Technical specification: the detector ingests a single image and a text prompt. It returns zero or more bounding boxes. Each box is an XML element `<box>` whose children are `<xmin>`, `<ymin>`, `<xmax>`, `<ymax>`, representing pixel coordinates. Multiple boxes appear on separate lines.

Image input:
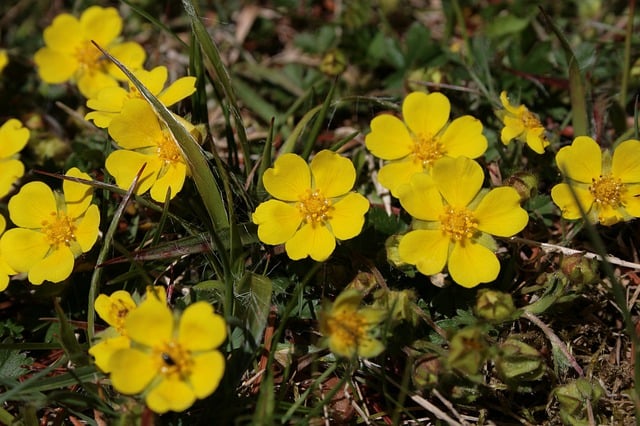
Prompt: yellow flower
<box><xmin>551</xmin><ymin>136</ymin><xmax>640</xmax><ymax>225</ymax></box>
<box><xmin>365</xmin><ymin>91</ymin><xmax>487</xmax><ymax>196</ymax></box>
<box><xmin>499</xmin><ymin>91</ymin><xmax>549</xmax><ymax>154</ymax></box>
<box><xmin>33</xmin><ymin>6</ymin><xmax>146</xmax><ymax>98</ymax></box>
<box><xmin>89</xmin><ymin>287</ymin><xmax>165</xmax><ymax>373</ymax></box>
<box><xmin>397</xmin><ymin>156</ymin><xmax>528</xmax><ymax>288</ymax></box>
<box><xmin>0</xmin><ymin>168</ymin><xmax>100</xmax><ymax>284</ymax></box>
<box><xmin>108</xmin><ymin>296</ymin><xmax>226</xmax><ymax>414</ymax></box>
<box><xmin>0</xmin><ymin>119</ymin><xmax>29</xmax><ymax>198</ymax></box>
<box><xmin>106</xmin><ymin>99</ymin><xmax>195</xmax><ymax>202</ymax></box>
<box><xmin>86</xmin><ymin>66</ymin><xmax>197</xmax><ymax>128</ymax></box>
<box><xmin>0</xmin><ymin>49</ymin><xmax>8</xmax><ymax>73</ymax></box>
<box><xmin>252</xmin><ymin>150</ymin><xmax>370</xmax><ymax>261</ymax></box>
<box><xmin>0</xmin><ymin>215</ymin><xmax>17</xmax><ymax>291</ymax></box>
<box><xmin>318</xmin><ymin>289</ymin><xmax>386</xmax><ymax>358</ymax></box>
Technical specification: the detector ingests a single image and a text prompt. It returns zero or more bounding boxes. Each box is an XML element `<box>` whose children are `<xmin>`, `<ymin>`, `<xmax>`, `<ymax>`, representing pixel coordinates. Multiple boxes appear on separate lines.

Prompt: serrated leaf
<box><xmin>0</xmin><ymin>350</ymin><xmax>33</xmax><ymax>380</ymax></box>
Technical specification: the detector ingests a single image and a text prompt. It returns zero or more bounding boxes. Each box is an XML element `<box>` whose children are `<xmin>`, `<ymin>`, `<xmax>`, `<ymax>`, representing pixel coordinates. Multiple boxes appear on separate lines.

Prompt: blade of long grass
<box><xmin>121</xmin><ymin>0</ymin><xmax>188</xmax><ymax>49</ymax></box>
<box><xmin>620</xmin><ymin>0</ymin><xmax>636</xmax><ymax>108</ymax></box>
<box><xmin>256</xmin><ymin>117</ymin><xmax>275</xmax><ymax>196</ymax></box>
<box><xmin>301</xmin><ymin>78</ymin><xmax>337</xmax><ymax>160</ymax></box>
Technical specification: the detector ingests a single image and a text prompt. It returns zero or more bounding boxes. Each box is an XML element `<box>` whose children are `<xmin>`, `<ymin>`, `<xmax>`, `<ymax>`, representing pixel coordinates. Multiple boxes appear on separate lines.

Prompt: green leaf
<box><xmin>486</xmin><ymin>14</ymin><xmax>531</xmax><ymax>38</ymax></box>
<box><xmin>54</xmin><ymin>299</ymin><xmax>90</xmax><ymax>367</ymax></box>
<box><xmin>0</xmin><ymin>350</ymin><xmax>32</xmax><ymax>380</ymax></box>
<box><xmin>234</xmin><ymin>272</ymin><xmax>273</xmax><ymax>347</ymax></box>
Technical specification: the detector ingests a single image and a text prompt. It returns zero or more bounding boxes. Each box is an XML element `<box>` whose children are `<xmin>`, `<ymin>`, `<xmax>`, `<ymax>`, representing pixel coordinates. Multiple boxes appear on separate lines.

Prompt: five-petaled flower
<box><xmin>365</xmin><ymin>91</ymin><xmax>487</xmax><ymax>196</ymax></box>
<box><xmin>106</xmin><ymin>98</ymin><xmax>195</xmax><ymax>202</ymax></box>
<box><xmin>34</xmin><ymin>6</ymin><xmax>146</xmax><ymax>98</ymax></box>
<box><xmin>551</xmin><ymin>136</ymin><xmax>640</xmax><ymax>225</ymax></box>
<box><xmin>318</xmin><ymin>289</ymin><xmax>386</xmax><ymax>358</ymax></box>
<box><xmin>252</xmin><ymin>150</ymin><xmax>370</xmax><ymax>261</ymax></box>
<box><xmin>0</xmin><ymin>118</ymin><xmax>29</xmax><ymax>198</ymax></box>
<box><xmin>397</xmin><ymin>156</ymin><xmax>528</xmax><ymax>288</ymax></box>
<box><xmin>86</xmin><ymin>66</ymin><xmax>196</xmax><ymax>128</ymax></box>
<box><xmin>108</xmin><ymin>293</ymin><xmax>226</xmax><ymax>414</ymax></box>
<box><xmin>499</xmin><ymin>91</ymin><xmax>549</xmax><ymax>154</ymax></box>
<box><xmin>0</xmin><ymin>168</ymin><xmax>100</xmax><ymax>284</ymax></box>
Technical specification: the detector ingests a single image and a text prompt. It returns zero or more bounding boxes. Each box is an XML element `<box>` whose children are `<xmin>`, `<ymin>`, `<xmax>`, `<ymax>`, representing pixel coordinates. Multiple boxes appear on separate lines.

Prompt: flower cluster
<box><xmin>90</xmin><ymin>287</ymin><xmax>227</xmax><ymax>414</ymax></box>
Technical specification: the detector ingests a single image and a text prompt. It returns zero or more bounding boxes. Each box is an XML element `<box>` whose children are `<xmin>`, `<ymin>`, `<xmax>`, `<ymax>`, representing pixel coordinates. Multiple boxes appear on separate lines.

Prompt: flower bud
<box><xmin>412</xmin><ymin>354</ymin><xmax>441</xmax><ymax>388</ymax></box>
<box><xmin>320</xmin><ymin>49</ymin><xmax>347</xmax><ymax>76</ymax></box>
<box><xmin>447</xmin><ymin>326</ymin><xmax>487</xmax><ymax>376</ymax></box>
<box><xmin>560</xmin><ymin>254</ymin><xmax>599</xmax><ymax>286</ymax></box>
<box><xmin>495</xmin><ymin>337</ymin><xmax>545</xmax><ymax>384</ymax></box>
<box><xmin>554</xmin><ymin>378</ymin><xmax>604</xmax><ymax>424</ymax></box>
<box><xmin>475</xmin><ymin>289</ymin><xmax>517</xmax><ymax>323</ymax></box>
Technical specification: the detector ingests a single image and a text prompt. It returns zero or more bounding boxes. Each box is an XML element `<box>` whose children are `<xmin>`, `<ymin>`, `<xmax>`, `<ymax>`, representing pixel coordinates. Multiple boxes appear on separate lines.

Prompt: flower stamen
<box><xmin>298</xmin><ymin>189</ymin><xmax>333</xmax><ymax>227</ymax></box>
<box><xmin>156</xmin><ymin>341</ymin><xmax>193</xmax><ymax>379</ymax></box>
<box><xmin>412</xmin><ymin>132</ymin><xmax>446</xmax><ymax>166</ymax></box>
<box><xmin>41</xmin><ymin>212</ymin><xmax>77</xmax><ymax>248</ymax></box>
<box><xmin>589</xmin><ymin>175</ymin><xmax>624</xmax><ymax>208</ymax></box>
<box><xmin>156</xmin><ymin>133</ymin><xmax>183</xmax><ymax>164</ymax></box>
<box><xmin>440</xmin><ymin>206</ymin><xmax>478</xmax><ymax>242</ymax></box>
<box><xmin>326</xmin><ymin>310</ymin><xmax>367</xmax><ymax>349</ymax></box>
<box><xmin>74</xmin><ymin>41</ymin><xmax>104</xmax><ymax>74</ymax></box>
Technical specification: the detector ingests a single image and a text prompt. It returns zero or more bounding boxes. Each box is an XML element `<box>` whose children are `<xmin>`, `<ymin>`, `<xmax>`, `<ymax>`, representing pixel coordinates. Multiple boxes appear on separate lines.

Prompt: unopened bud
<box><xmin>447</xmin><ymin>326</ymin><xmax>487</xmax><ymax>376</ymax></box>
<box><xmin>475</xmin><ymin>289</ymin><xmax>517</xmax><ymax>323</ymax></box>
<box><xmin>560</xmin><ymin>254</ymin><xmax>599</xmax><ymax>285</ymax></box>
<box><xmin>495</xmin><ymin>337</ymin><xmax>545</xmax><ymax>384</ymax></box>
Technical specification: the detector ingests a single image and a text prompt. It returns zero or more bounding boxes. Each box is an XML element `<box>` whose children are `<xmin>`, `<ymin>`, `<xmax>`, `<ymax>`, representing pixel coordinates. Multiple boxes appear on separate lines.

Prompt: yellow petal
<box><xmin>86</xmin><ymin>86</ymin><xmax>129</xmax><ymax>114</ymax></box>
<box><xmin>0</xmin><ymin>119</ymin><xmax>29</xmax><ymax>158</ymax></box>
<box><xmin>125</xmin><ymin>296</ymin><xmax>173</xmax><ymax>348</ymax></box>
<box><xmin>253</xmin><ymin>200</ymin><xmax>302</xmax><ymax>245</ymax></box>
<box><xmin>89</xmin><ymin>335</ymin><xmax>130</xmax><ymax>373</ymax></box>
<box><xmin>622</xmin><ymin>186</ymin><xmax>640</xmax><ymax>217</ymax></box>
<box><xmin>28</xmin><ymin>246</ymin><xmax>75</xmax><ymax>285</ymax></box>
<box><xmin>109</xmin><ymin>348</ymin><xmax>157</xmax><ymax>394</ymax></box>
<box><xmin>440</xmin><ymin>115</ymin><xmax>487</xmax><ymax>159</ymax></box>
<box><xmin>263</xmin><ymin>153</ymin><xmax>310</xmax><ymax>201</ymax></box>
<box><xmin>396</xmin><ymin>172</ymin><xmax>442</xmax><ymax>221</ymax></box>
<box><xmin>500</xmin><ymin>123</ymin><xmax>523</xmax><ymax>145</ymax></box>
<box><xmin>398</xmin><ymin>230</ymin><xmax>449</xmax><ymax>276</ymax></box>
<box><xmin>376</xmin><ymin>158</ymin><xmax>424</xmax><ymax>196</ymax></box>
<box><xmin>137</xmin><ymin>66</ymin><xmax>168</xmax><ymax>95</ymax></box>
<box><xmin>285</xmin><ymin>223</ymin><xmax>335</xmax><ymax>261</ymax></box>
<box><xmin>43</xmin><ymin>14</ymin><xmax>83</xmax><ymax>53</ymax></box>
<box><xmin>550</xmin><ymin>183</ymin><xmax>594</xmax><ymax>220</ymax></box>
<box><xmin>105</xmin><ymin>150</ymin><xmax>160</xmax><ymax>195</ymax></box>
<box><xmin>158</xmin><ymin>76</ymin><xmax>197</xmax><ymax>107</ymax></box>
<box><xmin>178</xmin><ymin>302</ymin><xmax>227</xmax><ymax>351</ymax></box>
<box><xmin>328</xmin><ymin>193</ymin><xmax>369</xmax><ymax>240</ymax></box>
<box><xmin>75</xmin><ymin>204</ymin><xmax>100</xmax><ymax>252</ymax></box>
<box><xmin>499</xmin><ymin>91</ymin><xmax>520</xmax><ymax>115</ymax></box>
<box><xmin>77</xmin><ymin>70</ymin><xmax>119</xmax><ymax>99</ymax></box>
<box><xmin>474</xmin><ymin>187</ymin><xmax>528</xmax><ymax>236</ymax></box>
<box><xmin>433</xmin><ymin>157</ymin><xmax>483</xmax><ymax>207</ymax></box>
<box><xmin>8</xmin><ymin>181</ymin><xmax>56</xmax><ymax>228</ymax></box>
<box><xmin>357</xmin><ymin>336</ymin><xmax>385</xmax><ymax>358</ymax></box>
<box><xmin>189</xmin><ymin>350</ymin><xmax>225</xmax><ymax>398</ymax></box>
<box><xmin>150</xmin><ymin>162</ymin><xmax>187</xmax><ymax>202</ymax></box>
<box><xmin>33</xmin><ymin>48</ymin><xmax>78</xmax><ymax>84</ymax></box>
<box><xmin>310</xmin><ymin>150</ymin><xmax>355</xmax><ymax>198</ymax></box>
<box><xmin>109</xmin><ymin>99</ymin><xmax>163</xmax><ymax>149</ymax></box>
<box><xmin>525</xmin><ymin>127</ymin><xmax>549</xmax><ymax>154</ymax></box>
<box><xmin>555</xmin><ymin>136</ymin><xmax>601</xmax><ymax>183</ymax></box>
<box><xmin>63</xmin><ymin>168</ymin><xmax>93</xmax><ymax>219</ymax></box>
<box><xmin>365</xmin><ymin>114</ymin><xmax>413</xmax><ymax>160</ymax></box>
<box><xmin>448</xmin><ymin>242</ymin><xmax>500</xmax><ymax>288</ymax></box>
<box><xmin>0</xmin><ymin>274</ymin><xmax>9</xmax><ymax>292</ymax></box>
<box><xmin>0</xmin><ymin>228</ymin><xmax>49</xmax><ymax>273</ymax></box>
<box><xmin>84</xmin><ymin>111</ymin><xmax>117</xmax><ymax>129</ymax></box>
<box><xmin>0</xmin><ymin>159</ymin><xmax>24</xmax><ymax>198</ymax></box>
<box><xmin>105</xmin><ymin>42</ymin><xmax>147</xmax><ymax>81</ymax></box>
<box><xmin>79</xmin><ymin>6</ymin><xmax>122</xmax><ymax>46</ymax></box>
<box><xmin>402</xmin><ymin>92</ymin><xmax>450</xmax><ymax>137</ymax></box>
<box><xmin>612</xmin><ymin>139</ymin><xmax>640</xmax><ymax>183</ymax></box>
<box><xmin>146</xmin><ymin>377</ymin><xmax>195</xmax><ymax>414</ymax></box>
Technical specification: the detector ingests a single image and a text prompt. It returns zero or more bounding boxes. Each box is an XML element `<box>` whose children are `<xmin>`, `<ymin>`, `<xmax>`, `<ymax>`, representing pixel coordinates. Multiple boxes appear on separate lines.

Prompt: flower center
<box><xmin>327</xmin><ymin>309</ymin><xmax>367</xmax><ymax>350</ymax></box>
<box><xmin>156</xmin><ymin>132</ymin><xmax>184</xmax><ymax>164</ymax></box>
<box><xmin>110</xmin><ymin>301</ymin><xmax>133</xmax><ymax>333</ymax></box>
<box><xmin>74</xmin><ymin>41</ymin><xmax>105</xmax><ymax>75</ymax></box>
<box><xmin>521</xmin><ymin>110</ymin><xmax>543</xmax><ymax>130</ymax></box>
<box><xmin>41</xmin><ymin>212</ymin><xmax>77</xmax><ymax>249</ymax></box>
<box><xmin>298</xmin><ymin>189</ymin><xmax>333</xmax><ymax>227</ymax></box>
<box><xmin>589</xmin><ymin>175</ymin><xmax>624</xmax><ymax>208</ymax></box>
<box><xmin>412</xmin><ymin>132</ymin><xmax>446</xmax><ymax>167</ymax></box>
<box><xmin>439</xmin><ymin>206</ymin><xmax>478</xmax><ymax>242</ymax></box>
<box><xmin>156</xmin><ymin>341</ymin><xmax>193</xmax><ymax>379</ymax></box>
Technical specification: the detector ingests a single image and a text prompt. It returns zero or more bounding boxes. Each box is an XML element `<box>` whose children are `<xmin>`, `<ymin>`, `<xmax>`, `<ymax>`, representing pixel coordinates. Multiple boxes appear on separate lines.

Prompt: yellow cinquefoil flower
<box><xmin>0</xmin><ymin>119</ymin><xmax>29</xmax><ymax>198</ymax></box>
<box><xmin>397</xmin><ymin>156</ymin><xmax>528</xmax><ymax>288</ymax></box>
<box><xmin>499</xmin><ymin>91</ymin><xmax>549</xmax><ymax>154</ymax></box>
<box><xmin>86</xmin><ymin>66</ymin><xmax>197</xmax><ymax>128</ymax></box>
<box><xmin>108</xmin><ymin>296</ymin><xmax>226</xmax><ymax>414</ymax></box>
<box><xmin>365</xmin><ymin>91</ymin><xmax>487</xmax><ymax>196</ymax></box>
<box><xmin>551</xmin><ymin>136</ymin><xmax>640</xmax><ymax>225</ymax></box>
<box><xmin>107</xmin><ymin>99</ymin><xmax>195</xmax><ymax>202</ymax></box>
<box><xmin>0</xmin><ymin>168</ymin><xmax>100</xmax><ymax>284</ymax></box>
<box><xmin>0</xmin><ymin>49</ymin><xmax>8</xmax><ymax>73</ymax></box>
<box><xmin>0</xmin><ymin>215</ymin><xmax>17</xmax><ymax>291</ymax></box>
<box><xmin>33</xmin><ymin>6</ymin><xmax>146</xmax><ymax>98</ymax></box>
<box><xmin>319</xmin><ymin>289</ymin><xmax>386</xmax><ymax>358</ymax></box>
<box><xmin>252</xmin><ymin>150</ymin><xmax>370</xmax><ymax>261</ymax></box>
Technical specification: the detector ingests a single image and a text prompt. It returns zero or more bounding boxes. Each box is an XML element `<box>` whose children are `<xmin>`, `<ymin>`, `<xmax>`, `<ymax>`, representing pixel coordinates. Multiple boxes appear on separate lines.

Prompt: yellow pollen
<box><xmin>156</xmin><ymin>133</ymin><xmax>183</xmax><ymax>164</ymax></box>
<box><xmin>298</xmin><ymin>189</ymin><xmax>333</xmax><ymax>227</ymax></box>
<box><xmin>156</xmin><ymin>341</ymin><xmax>193</xmax><ymax>379</ymax></box>
<box><xmin>440</xmin><ymin>206</ymin><xmax>478</xmax><ymax>242</ymax></box>
<box><xmin>521</xmin><ymin>110</ymin><xmax>543</xmax><ymax>130</ymax></box>
<box><xmin>41</xmin><ymin>212</ymin><xmax>77</xmax><ymax>249</ymax></box>
<box><xmin>589</xmin><ymin>175</ymin><xmax>624</xmax><ymax>208</ymax></box>
<box><xmin>412</xmin><ymin>132</ymin><xmax>446</xmax><ymax>166</ymax></box>
<box><xmin>327</xmin><ymin>309</ymin><xmax>367</xmax><ymax>349</ymax></box>
<box><xmin>74</xmin><ymin>41</ymin><xmax>104</xmax><ymax>74</ymax></box>
<box><xmin>110</xmin><ymin>301</ymin><xmax>132</xmax><ymax>332</ymax></box>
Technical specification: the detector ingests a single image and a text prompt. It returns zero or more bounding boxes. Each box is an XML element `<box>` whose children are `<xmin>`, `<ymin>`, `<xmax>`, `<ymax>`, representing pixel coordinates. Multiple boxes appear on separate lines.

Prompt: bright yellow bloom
<box><xmin>397</xmin><ymin>156</ymin><xmax>528</xmax><ymax>288</ymax></box>
<box><xmin>106</xmin><ymin>99</ymin><xmax>195</xmax><ymax>202</ymax></box>
<box><xmin>318</xmin><ymin>289</ymin><xmax>386</xmax><ymax>358</ymax></box>
<box><xmin>0</xmin><ymin>49</ymin><xmax>8</xmax><ymax>73</ymax></box>
<box><xmin>86</xmin><ymin>66</ymin><xmax>197</xmax><ymax>128</ymax></box>
<box><xmin>499</xmin><ymin>91</ymin><xmax>549</xmax><ymax>154</ymax></box>
<box><xmin>252</xmin><ymin>150</ymin><xmax>370</xmax><ymax>261</ymax></box>
<box><xmin>0</xmin><ymin>119</ymin><xmax>29</xmax><ymax>198</ymax></box>
<box><xmin>33</xmin><ymin>6</ymin><xmax>146</xmax><ymax>98</ymax></box>
<box><xmin>551</xmin><ymin>136</ymin><xmax>640</xmax><ymax>225</ymax></box>
<box><xmin>0</xmin><ymin>215</ymin><xmax>17</xmax><ymax>291</ymax></box>
<box><xmin>0</xmin><ymin>168</ymin><xmax>100</xmax><ymax>284</ymax></box>
<box><xmin>365</xmin><ymin>91</ymin><xmax>487</xmax><ymax>196</ymax></box>
<box><xmin>108</xmin><ymin>296</ymin><xmax>226</xmax><ymax>414</ymax></box>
